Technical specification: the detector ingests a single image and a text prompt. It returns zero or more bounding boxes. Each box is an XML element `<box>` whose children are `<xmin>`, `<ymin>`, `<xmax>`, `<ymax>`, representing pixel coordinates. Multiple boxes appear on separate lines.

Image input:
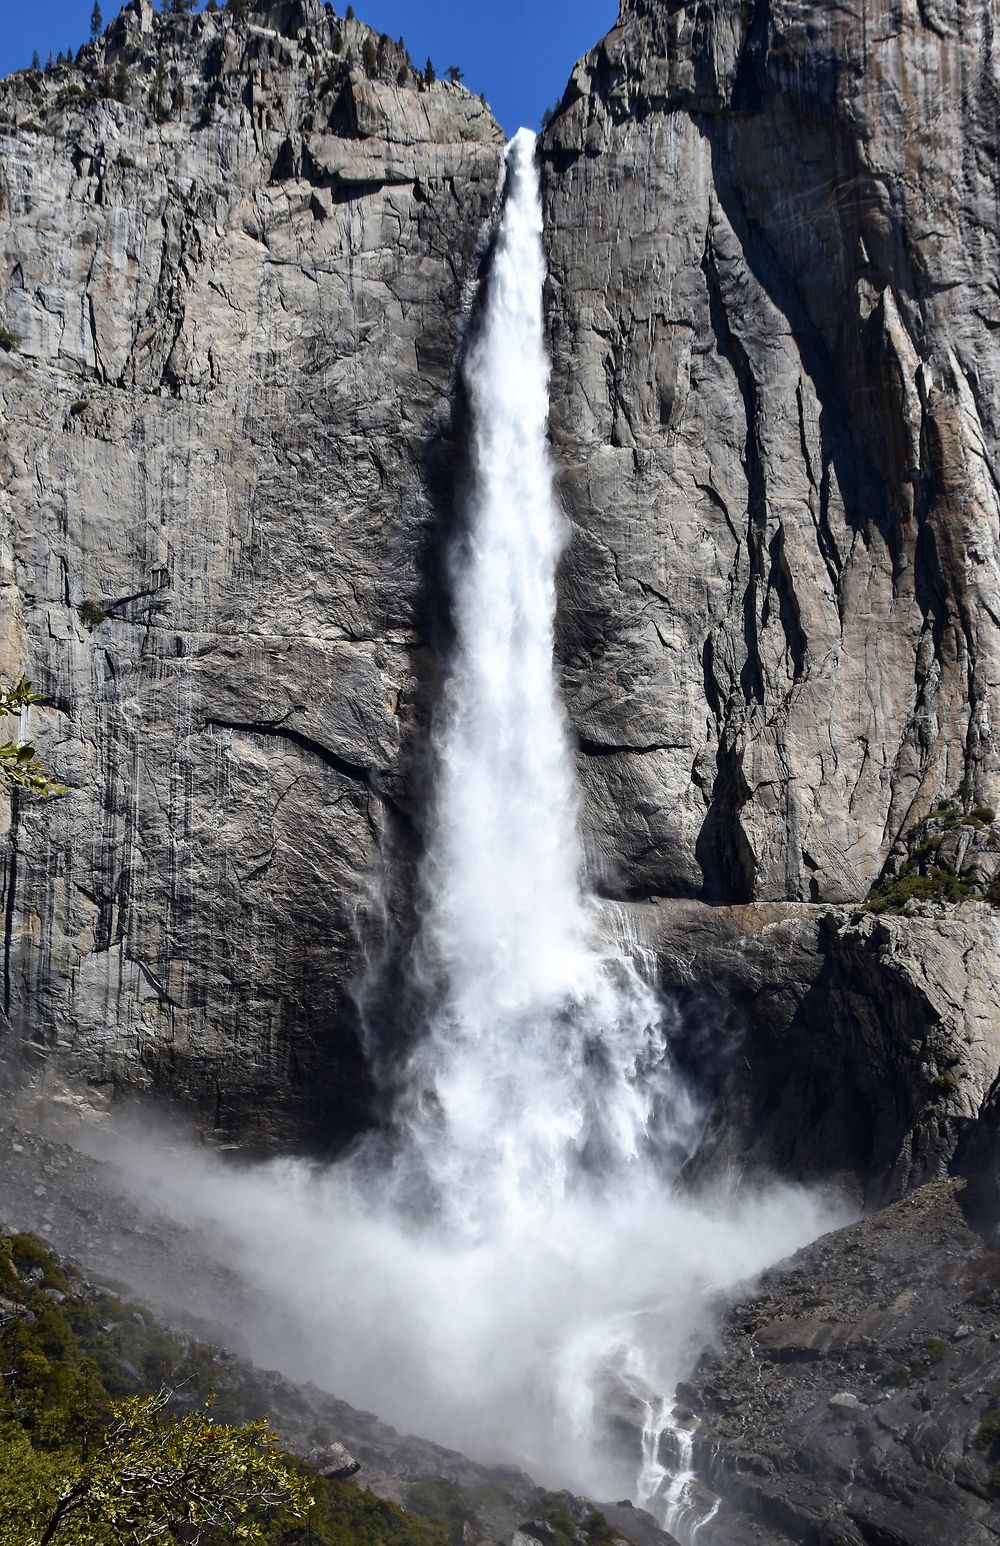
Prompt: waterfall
<box><xmin>397</xmin><ymin>127</ymin><xmax>695</xmax><ymax>1237</ymax></box>
<box><xmin>92</xmin><ymin>129</ymin><xmax>840</xmax><ymax>1530</ymax></box>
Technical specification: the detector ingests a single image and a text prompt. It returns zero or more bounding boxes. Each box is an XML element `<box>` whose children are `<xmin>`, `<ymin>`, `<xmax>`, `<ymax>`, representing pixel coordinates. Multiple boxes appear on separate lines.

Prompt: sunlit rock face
<box><xmin>0</xmin><ymin>0</ymin><xmax>503</xmax><ymax>1142</ymax></box>
<box><xmin>541</xmin><ymin>0</ymin><xmax>1000</xmax><ymax>908</ymax></box>
<box><xmin>1</xmin><ymin>0</ymin><xmax>1000</xmax><ymax>1186</ymax></box>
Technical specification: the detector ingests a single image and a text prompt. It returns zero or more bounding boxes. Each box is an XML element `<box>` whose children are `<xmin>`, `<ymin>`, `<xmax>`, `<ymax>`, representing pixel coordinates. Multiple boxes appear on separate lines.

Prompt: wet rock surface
<box><xmin>609</xmin><ymin>898</ymin><xmax>1000</xmax><ymax>1206</ymax></box>
<box><xmin>679</xmin><ymin>1180</ymin><xmax>1000</xmax><ymax>1544</ymax></box>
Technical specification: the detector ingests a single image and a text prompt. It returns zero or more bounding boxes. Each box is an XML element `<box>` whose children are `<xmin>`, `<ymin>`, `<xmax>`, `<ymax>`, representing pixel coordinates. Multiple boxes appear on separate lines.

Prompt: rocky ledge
<box><xmin>675</xmin><ymin>1179</ymin><xmax>1000</xmax><ymax>1545</ymax></box>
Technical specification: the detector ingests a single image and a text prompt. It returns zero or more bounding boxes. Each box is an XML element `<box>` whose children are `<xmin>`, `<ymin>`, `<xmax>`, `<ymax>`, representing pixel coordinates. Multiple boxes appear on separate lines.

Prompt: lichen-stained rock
<box><xmin>541</xmin><ymin>0</ymin><xmax>1000</xmax><ymax>907</ymax></box>
<box><xmin>0</xmin><ymin>0</ymin><xmax>503</xmax><ymax>1142</ymax></box>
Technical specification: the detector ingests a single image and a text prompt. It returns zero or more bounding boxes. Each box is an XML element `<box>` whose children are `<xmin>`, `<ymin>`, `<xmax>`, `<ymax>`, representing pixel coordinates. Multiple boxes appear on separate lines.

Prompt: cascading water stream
<box><xmin>88</xmin><ymin>128</ymin><xmax>840</xmax><ymax>1536</ymax></box>
<box><xmin>388</xmin><ymin>126</ymin><xmax>715</xmax><ymax>1533</ymax></box>
<box><xmin>398</xmin><ymin>128</ymin><xmax>695</xmax><ymax>1236</ymax></box>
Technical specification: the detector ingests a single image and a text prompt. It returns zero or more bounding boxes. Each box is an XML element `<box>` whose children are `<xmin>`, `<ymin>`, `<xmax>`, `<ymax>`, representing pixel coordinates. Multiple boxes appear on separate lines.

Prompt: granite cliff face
<box><xmin>0</xmin><ymin>0</ymin><xmax>998</xmax><ymax>1187</ymax></box>
<box><xmin>542</xmin><ymin>0</ymin><xmax>1000</xmax><ymax>908</ymax></box>
<box><xmin>0</xmin><ymin>0</ymin><xmax>502</xmax><ymax>1142</ymax></box>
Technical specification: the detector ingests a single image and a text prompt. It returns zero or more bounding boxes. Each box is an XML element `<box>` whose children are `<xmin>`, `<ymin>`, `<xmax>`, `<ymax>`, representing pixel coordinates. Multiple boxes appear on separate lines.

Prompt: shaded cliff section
<box><xmin>608</xmin><ymin>894</ymin><xmax>1000</xmax><ymax>1207</ymax></box>
<box><xmin>0</xmin><ymin>0</ymin><xmax>504</xmax><ymax>1145</ymax></box>
<box><xmin>541</xmin><ymin>0</ymin><xmax>1000</xmax><ymax>910</ymax></box>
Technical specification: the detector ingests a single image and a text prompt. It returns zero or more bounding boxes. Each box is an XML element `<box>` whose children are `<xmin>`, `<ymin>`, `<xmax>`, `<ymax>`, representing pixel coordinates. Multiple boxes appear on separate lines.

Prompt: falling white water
<box><xmin>639</xmin><ymin>1401</ymin><xmax>721</xmax><ymax>1542</ymax></box>
<box><xmin>398</xmin><ymin>126</ymin><xmax>696</xmax><ymax>1236</ymax></box>
<box><xmin>74</xmin><ymin>129</ymin><xmax>844</xmax><ymax>1525</ymax></box>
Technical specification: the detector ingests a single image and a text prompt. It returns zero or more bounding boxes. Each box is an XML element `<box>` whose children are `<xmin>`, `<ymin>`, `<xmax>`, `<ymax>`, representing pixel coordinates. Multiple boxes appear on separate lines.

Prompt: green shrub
<box><xmin>78</xmin><ymin>599</ymin><xmax>109</xmax><ymax>628</ymax></box>
<box><xmin>974</xmin><ymin>1394</ymin><xmax>1000</xmax><ymax>1493</ymax></box>
<box><xmin>271</xmin><ymin>1480</ymin><xmax>448</xmax><ymax>1546</ymax></box>
<box><xmin>403</xmin><ymin>1479</ymin><xmax>467</xmax><ymax>1544</ymax></box>
<box><xmin>867</xmin><ymin>866</ymin><xmax>971</xmax><ymax>913</ymax></box>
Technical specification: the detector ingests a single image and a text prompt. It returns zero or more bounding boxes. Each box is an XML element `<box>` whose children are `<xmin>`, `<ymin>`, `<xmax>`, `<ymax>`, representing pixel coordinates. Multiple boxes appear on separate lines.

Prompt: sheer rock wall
<box><xmin>542</xmin><ymin>0</ymin><xmax>1000</xmax><ymax>906</ymax></box>
<box><xmin>0</xmin><ymin>0</ymin><xmax>503</xmax><ymax>1142</ymax></box>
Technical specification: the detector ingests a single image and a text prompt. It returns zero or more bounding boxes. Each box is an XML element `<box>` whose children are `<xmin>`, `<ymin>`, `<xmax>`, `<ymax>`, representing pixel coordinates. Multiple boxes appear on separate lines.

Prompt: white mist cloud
<box><xmin>81</xmin><ymin>1120</ymin><xmax>842</xmax><ymax>1505</ymax></box>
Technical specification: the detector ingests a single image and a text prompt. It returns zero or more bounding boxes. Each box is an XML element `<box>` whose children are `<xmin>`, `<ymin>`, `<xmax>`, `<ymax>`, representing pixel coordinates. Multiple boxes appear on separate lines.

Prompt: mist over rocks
<box><xmin>678</xmin><ymin>1180</ymin><xmax>1000</xmax><ymax>1544</ymax></box>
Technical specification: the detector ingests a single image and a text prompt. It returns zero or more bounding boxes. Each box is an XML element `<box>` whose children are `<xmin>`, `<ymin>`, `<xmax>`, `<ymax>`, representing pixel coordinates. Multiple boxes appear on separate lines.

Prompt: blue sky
<box><xmin>0</xmin><ymin>0</ymin><xmax>618</xmax><ymax>132</ymax></box>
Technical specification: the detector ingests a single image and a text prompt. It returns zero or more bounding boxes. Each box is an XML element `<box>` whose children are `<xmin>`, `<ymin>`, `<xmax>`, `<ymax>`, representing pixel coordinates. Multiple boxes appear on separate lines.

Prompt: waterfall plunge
<box><xmin>88</xmin><ymin>132</ymin><xmax>841</xmax><ymax>1535</ymax></box>
<box><xmin>400</xmin><ymin>127</ymin><xmax>695</xmax><ymax>1239</ymax></box>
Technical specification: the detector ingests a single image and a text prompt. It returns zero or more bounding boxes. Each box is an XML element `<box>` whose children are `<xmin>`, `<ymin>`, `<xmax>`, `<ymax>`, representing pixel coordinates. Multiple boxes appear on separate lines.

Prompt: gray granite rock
<box><xmin>541</xmin><ymin>0</ymin><xmax>1000</xmax><ymax>908</ymax></box>
<box><xmin>676</xmin><ymin>1180</ymin><xmax>1000</xmax><ymax>1545</ymax></box>
<box><xmin>0</xmin><ymin>0</ymin><xmax>503</xmax><ymax>1142</ymax></box>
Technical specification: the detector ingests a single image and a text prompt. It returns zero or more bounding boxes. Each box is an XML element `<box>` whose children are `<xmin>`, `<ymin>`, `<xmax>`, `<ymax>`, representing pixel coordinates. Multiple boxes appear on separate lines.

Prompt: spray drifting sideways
<box><xmin>93</xmin><ymin>130</ymin><xmax>840</xmax><ymax>1533</ymax></box>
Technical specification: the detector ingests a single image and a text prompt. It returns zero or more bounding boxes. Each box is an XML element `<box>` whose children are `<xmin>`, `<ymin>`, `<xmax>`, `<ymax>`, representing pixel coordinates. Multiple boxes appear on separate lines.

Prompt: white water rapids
<box><xmin>83</xmin><ymin>130</ymin><xmax>840</xmax><ymax>1540</ymax></box>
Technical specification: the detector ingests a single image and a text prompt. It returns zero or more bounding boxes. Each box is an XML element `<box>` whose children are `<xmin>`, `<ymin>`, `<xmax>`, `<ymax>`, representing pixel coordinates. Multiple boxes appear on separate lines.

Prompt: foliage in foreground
<box><xmin>0</xmin><ymin>1232</ymin><xmax>449</xmax><ymax>1546</ymax></box>
<box><xmin>0</xmin><ymin>679</ymin><xmax>67</xmax><ymax>799</ymax></box>
<box><xmin>0</xmin><ymin>1393</ymin><xmax>311</xmax><ymax>1544</ymax></box>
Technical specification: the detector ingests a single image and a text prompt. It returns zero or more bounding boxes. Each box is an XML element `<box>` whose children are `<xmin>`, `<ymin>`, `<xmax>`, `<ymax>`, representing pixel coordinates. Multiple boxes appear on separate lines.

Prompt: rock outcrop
<box><xmin>610</xmin><ymin>896</ymin><xmax>1000</xmax><ymax>1204</ymax></box>
<box><xmin>0</xmin><ymin>0</ymin><xmax>502</xmax><ymax>1142</ymax></box>
<box><xmin>542</xmin><ymin>0</ymin><xmax>1000</xmax><ymax>907</ymax></box>
<box><xmin>672</xmin><ymin>1180</ymin><xmax>1000</xmax><ymax>1544</ymax></box>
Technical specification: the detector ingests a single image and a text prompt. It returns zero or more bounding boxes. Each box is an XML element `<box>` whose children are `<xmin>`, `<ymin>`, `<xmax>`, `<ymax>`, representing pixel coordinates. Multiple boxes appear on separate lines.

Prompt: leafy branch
<box><xmin>0</xmin><ymin>678</ymin><xmax>68</xmax><ymax>799</ymax></box>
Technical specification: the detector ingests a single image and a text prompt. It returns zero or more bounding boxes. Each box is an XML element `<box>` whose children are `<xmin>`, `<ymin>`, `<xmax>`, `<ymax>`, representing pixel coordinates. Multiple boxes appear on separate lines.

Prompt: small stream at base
<box><xmin>638</xmin><ymin>1398</ymin><xmax>721</xmax><ymax>1544</ymax></box>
